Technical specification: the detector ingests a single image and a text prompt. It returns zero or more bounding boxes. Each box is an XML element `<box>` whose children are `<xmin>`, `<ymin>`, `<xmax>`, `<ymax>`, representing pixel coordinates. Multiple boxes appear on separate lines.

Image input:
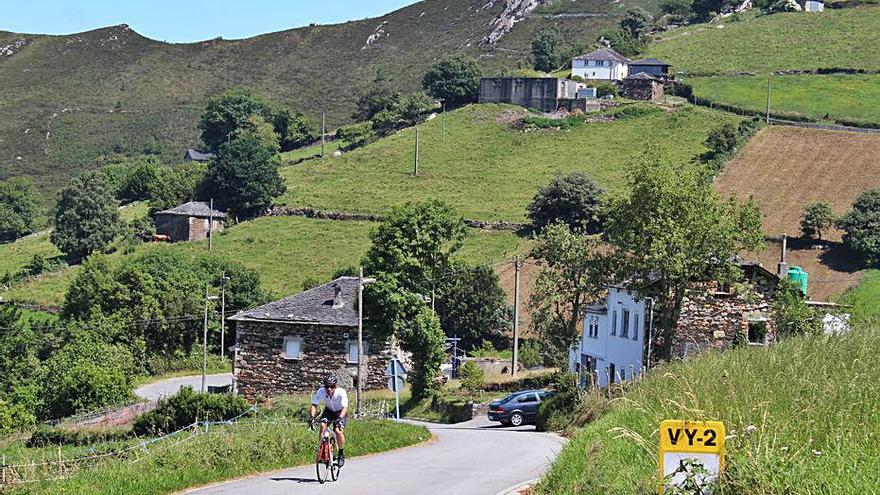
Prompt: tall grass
<box><xmin>537</xmin><ymin>324</ymin><xmax>880</xmax><ymax>494</ymax></box>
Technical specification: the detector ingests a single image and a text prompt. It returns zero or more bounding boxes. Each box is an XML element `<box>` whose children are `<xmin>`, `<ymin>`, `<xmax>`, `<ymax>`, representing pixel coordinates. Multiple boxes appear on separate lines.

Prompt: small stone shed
<box><xmin>229</xmin><ymin>277</ymin><xmax>393</xmax><ymax>399</ymax></box>
<box><xmin>155</xmin><ymin>201</ymin><xmax>226</xmax><ymax>242</ymax></box>
<box><xmin>621</xmin><ymin>72</ymin><xmax>665</xmax><ymax>101</ymax></box>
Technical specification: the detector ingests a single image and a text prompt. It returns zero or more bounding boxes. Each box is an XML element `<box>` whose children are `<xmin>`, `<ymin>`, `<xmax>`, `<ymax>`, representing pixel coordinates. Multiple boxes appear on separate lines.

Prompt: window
<box><xmin>517</xmin><ymin>393</ymin><xmax>538</xmax><ymax>403</ymax></box>
<box><xmin>633</xmin><ymin>314</ymin><xmax>640</xmax><ymax>341</ymax></box>
<box><xmin>346</xmin><ymin>340</ymin><xmax>370</xmax><ymax>363</ymax></box>
<box><xmin>748</xmin><ymin>321</ymin><xmax>768</xmax><ymax>344</ymax></box>
<box><xmin>611</xmin><ymin>311</ymin><xmax>617</xmax><ymax>336</ymax></box>
<box><xmin>282</xmin><ymin>337</ymin><xmax>303</xmax><ymax>359</ymax></box>
<box><xmin>621</xmin><ymin>310</ymin><xmax>630</xmax><ymax>338</ymax></box>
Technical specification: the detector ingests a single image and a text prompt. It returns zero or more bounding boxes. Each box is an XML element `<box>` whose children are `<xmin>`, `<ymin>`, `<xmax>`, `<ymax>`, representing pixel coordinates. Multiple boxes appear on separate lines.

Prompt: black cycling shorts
<box><xmin>320</xmin><ymin>408</ymin><xmax>347</xmax><ymax>430</ymax></box>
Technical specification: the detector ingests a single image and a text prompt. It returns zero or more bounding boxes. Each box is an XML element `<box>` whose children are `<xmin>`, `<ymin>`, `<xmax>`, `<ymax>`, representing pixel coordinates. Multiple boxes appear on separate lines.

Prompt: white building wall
<box><xmin>572</xmin><ymin>288</ymin><xmax>646</xmax><ymax>388</ymax></box>
<box><xmin>571</xmin><ymin>59</ymin><xmax>629</xmax><ymax>81</ymax></box>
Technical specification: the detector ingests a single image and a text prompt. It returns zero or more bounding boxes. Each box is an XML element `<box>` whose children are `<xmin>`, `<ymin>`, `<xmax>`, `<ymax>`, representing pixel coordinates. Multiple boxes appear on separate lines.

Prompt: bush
<box><xmin>837</xmin><ymin>189</ymin><xmax>880</xmax><ymax>267</ymax></box>
<box><xmin>583</xmin><ymin>80</ymin><xmax>619</xmax><ymax>98</ymax></box>
<box><xmin>527</xmin><ymin>171</ymin><xmax>604</xmax><ymax>233</ymax></box>
<box><xmin>459</xmin><ymin>361</ymin><xmax>485</xmax><ymax>391</ymax></box>
<box><xmin>609</xmin><ymin>104</ymin><xmax>660</xmax><ymax>120</ymax></box>
<box><xmin>536</xmin><ymin>372</ymin><xmax>581</xmax><ymax>431</ymax></box>
<box><xmin>703</xmin><ymin>117</ymin><xmax>764</xmax><ymax>171</ymax></box>
<box><xmin>27</xmin><ymin>425</ymin><xmax>132</xmax><ymax>447</ymax></box>
<box><xmin>772</xmin><ymin>279</ymin><xmax>822</xmax><ymax>338</ymax></box>
<box><xmin>133</xmin><ymin>386</ymin><xmax>249</xmax><ymax>436</ymax></box>
<box><xmin>0</xmin><ymin>177</ymin><xmax>42</xmax><ymax>242</ymax></box>
<box><xmin>335</xmin><ymin>122</ymin><xmax>375</xmax><ymax>149</ymax></box>
<box><xmin>518</xmin><ymin>340</ymin><xmax>543</xmax><ymax>369</ymax></box>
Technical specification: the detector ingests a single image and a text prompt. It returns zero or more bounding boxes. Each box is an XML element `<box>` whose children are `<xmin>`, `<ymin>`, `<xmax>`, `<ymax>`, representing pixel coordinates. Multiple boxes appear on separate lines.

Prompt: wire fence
<box><xmin>0</xmin><ymin>406</ymin><xmax>261</xmax><ymax>487</ymax></box>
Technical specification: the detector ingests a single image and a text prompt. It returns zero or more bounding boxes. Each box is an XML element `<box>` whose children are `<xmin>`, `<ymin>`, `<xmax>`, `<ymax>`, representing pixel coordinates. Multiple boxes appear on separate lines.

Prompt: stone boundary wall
<box><xmin>267</xmin><ymin>206</ymin><xmax>529</xmax><ymax>232</ymax></box>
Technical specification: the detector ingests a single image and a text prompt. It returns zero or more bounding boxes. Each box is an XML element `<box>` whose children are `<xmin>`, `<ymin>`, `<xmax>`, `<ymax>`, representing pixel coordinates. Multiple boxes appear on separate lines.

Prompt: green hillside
<box><xmin>646</xmin><ymin>7</ymin><xmax>880</xmax><ymax>74</ymax></box>
<box><xmin>1</xmin><ymin>215</ymin><xmax>525</xmax><ymax>306</ymax></box>
<box><xmin>279</xmin><ymin>103</ymin><xmax>739</xmax><ymax>222</ymax></box>
<box><xmin>840</xmin><ymin>270</ymin><xmax>880</xmax><ymax>324</ymax></box>
<box><xmin>0</xmin><ymin>0</ymin><xmax>628</xmax><ymax>197</ymax></box>
<box><xmin>538</xmin><ymin>326</ymin><xmax>880</xmax><ymax>494</ymax></box>
<box><xmin>687</xmin><ymin>74</ymin><xmax>880</xmax><ymax>125</ymax></box>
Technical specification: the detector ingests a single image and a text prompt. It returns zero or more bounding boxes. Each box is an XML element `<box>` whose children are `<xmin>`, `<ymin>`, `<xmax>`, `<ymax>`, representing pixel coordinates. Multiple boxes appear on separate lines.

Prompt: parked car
<box><xmin>487</xmin><ymin>389</ymin><xmax>551</xmax><ymax>427</ymax></box>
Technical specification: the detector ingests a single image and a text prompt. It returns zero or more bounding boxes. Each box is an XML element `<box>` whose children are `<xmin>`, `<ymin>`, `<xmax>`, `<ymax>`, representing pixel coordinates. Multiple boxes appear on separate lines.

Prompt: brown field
<box><xmin>715</xmin><ymin>126</ymin><xmax>880</xmax><ymax>299</ymax></box>
<box><xmin>715</xmin><ymin>126</ymin><xmax>880</xmax><ymax>239</ymax></box>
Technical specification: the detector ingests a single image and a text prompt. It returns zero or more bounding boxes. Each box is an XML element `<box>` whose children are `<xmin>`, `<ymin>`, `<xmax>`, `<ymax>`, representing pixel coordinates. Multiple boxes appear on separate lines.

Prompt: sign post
<box><xmin>658</xmin><ymin>420</ymin><xmax>725</xmax><ymax>494</ymax></box>
<box><xmin>385</xmin><ymin>358</ymin><xmax>407</xmax><ymax>420</ymax></box>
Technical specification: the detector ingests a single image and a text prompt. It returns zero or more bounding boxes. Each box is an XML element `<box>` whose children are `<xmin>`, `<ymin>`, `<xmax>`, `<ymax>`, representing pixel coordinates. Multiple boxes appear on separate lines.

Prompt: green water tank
<box><xmin>787</xmin><ymin>266</ymin><xmax>808</xmax><ymax>295</ymax></box>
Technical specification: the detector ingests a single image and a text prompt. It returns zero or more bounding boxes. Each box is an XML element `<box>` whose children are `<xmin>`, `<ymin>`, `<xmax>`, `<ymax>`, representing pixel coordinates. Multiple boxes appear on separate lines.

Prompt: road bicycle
<box><xmin>310</xmin><ymin>416</ymin><xmax>340</xmax><ymax>483</ymax></box>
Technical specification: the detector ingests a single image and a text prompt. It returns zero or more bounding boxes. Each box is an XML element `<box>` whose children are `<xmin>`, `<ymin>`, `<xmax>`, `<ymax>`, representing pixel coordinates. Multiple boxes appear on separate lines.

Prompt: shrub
<box><xmin>800</xmin><ymin>201</ymin><xmax>836</xmax><ymax>240</ymax></box>
<box><xmin>335</xmin><ymin>122</ymin><xmax>375</xmax><ymax>149</ymax></box>
<box><xmin>27</xmin><ymin>425</ymin><xmax>132</xmax><ymax>447</ymax></box>
<box><xmin>527</xmin><ymin>171</ymin><xmax>604</xmax><ymax>233</ymax></box>
<box><xmin>596</xmin><ymin>29</ymin><xmax>644</xmax><ymax>58</ymax></box>
<box><xmin>837</xmin><ymin>189</ymin><xmax>880</xmax><ymax>267</ymax></box>
<box><xmin>583</xmin><ymin>80</ymin><xmax>619</xmax><ymax>98</ymax></box>
<box><xmin>459</xmin><ymin>361</ymin><xmax>485</xmax><ymax>391</ymax></box>
<box><xmin>518</xmin><ymin>340</ymin><xmax>544</xmax><ymax>369</ymax></box>
<box><xmin>0</xmin><ymin>177</ymin><xmax>42</xmax><ymax>241</ymax></box>
<box><xmin>703</xmin><ymin>117</ymin><xmax>764</xmax><ymax>171</ymax></box>
<box><xmin>772</xmin><ymin>279</ymin><xmax>822</xmax><ymax>338</ymax></box>
<box><xmin>536</xmin><ymin>372</ymin><xmax>581</xmax><ymax>431</ymax></box>
<box><xmin>133</xmin><ymin>386</ymin><xmax>249</xmax><ymax>436</ymax></box>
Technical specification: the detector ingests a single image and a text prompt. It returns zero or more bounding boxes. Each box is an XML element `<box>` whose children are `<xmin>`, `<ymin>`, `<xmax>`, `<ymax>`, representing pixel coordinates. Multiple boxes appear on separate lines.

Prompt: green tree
<box><xmin>0</xmin><ymin>307</ymin><xmax>47</xmax><ymax>429</ymax></box>
<box><xmin>41</xmin><ymin>334</ymin><xmax>136</xmax><ymax>418</ymax></box>
<box><xmin>605</xmin><ymin>153</ymin><xmax>764</xmax><ymax>359</ymax></box>
<box><xmin>434</xmin><ymin>263</ymin><xmax>511</xmax><ymax>349</ymax></box>
<box><xmin>119</xmin><ymin>157</ymin><xmax>161</xmax><ymax>203</ymax></box>
<box><xmin>199</xmin><ymin>88</ymin><xmax>274</xmax><ymax>152</ymax></box>
<box><xmin>620</xmin><ymin>7</ymin><xmax>653</xmax><ymax>39</ymax></box>
<box><xmin>690</xmin><ymin>0</ymin><xmax>740</xmax><ymax>20</ymax></box>
<box><xmin>353</xmin><ymin>85</ymin><xmax>401</xmax><ymax>122</ymax></box>
<box><xmin>531</xmin><ymin>30</ymin><xmax>568</xmax><ymax>72</ymax></box>
<box><xmin>272</xmin><ymin>107</ymin><xmax>317</xmax><ymax>151</ymax></box>
<box><xmin>459</xmin><ymin>360</ymin><xmax>485</xmax><ymax>391</ymax></box>
<box><xmin>527</xmin><ymin>171</ymin><xmax>605</xmax><ymax>233</ymax></box>
<box><xmin>203</xmin><ymin>121</ymin><xmax>286</xmax><ymax>218</ymax></box>
<box><xmin>837</xmin><ymin>189</ymin><xmax>880</xmax><ymax>267</ymax></box>
<box><xmin>335</xmin><ymin>122</ymin><xmax>375</xmax><ymax>149</ymax></box>
<box><xmin>0</xmin><ymin>177</ymin><xmax>42</xmax><ymax>241</ymax></box>
<box><xmin>147</xmin><ymin>162</ymin><xmax>206</xmax><ymax>212</ymax></box>
<box><xmin>422</xmin><ymin>54</ymin><xmax>482</xmax><ymax>108</ymax></box>
<box><xmin>529</xmin><ymin>223</ymin><xmax>612</xmax><ymax>367</ymax></box>
<box><xmin>363</xmin><ymin>200</ymin><xmax>468</xmax><ymax>295</ymax></box>
<box><xmin>596</xmin><ymin>29</ymin><xmax>645</xmax><ymax>58</ymax></box>
<box><xmin>772</xmin><ymin>279</ymin><xmax>821</xmax><ymax>338</ymax></box>
<box><xmin>395</xmin><ymin>92</ymin><xmax>436</xmax><ymax>127</ymax></box>
<box><xmin>50</xmin><ymin>172</ymin><xmax>120</xmax><ymax>260</ymax></box>
<box><xmin>800</xmin><ymin>202</ymin><xmax>835</xmax><ymax>240</ymax></box>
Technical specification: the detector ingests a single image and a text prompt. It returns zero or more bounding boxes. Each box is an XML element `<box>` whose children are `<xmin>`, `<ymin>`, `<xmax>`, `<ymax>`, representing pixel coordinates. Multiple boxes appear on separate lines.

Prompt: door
<box><xmin>517</xmin><ymin>393</ymin><xmax>540</xmax><ymax>420</ymax></box>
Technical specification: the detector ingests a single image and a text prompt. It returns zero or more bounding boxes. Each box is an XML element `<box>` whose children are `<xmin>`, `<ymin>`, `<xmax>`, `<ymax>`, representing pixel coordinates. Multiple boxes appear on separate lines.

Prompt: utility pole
<box><xmin>441</xmin><ymin>100</ymin><xmax>446</xmax><ymax>143</ymax></box>
<box><xmin>413</xmin><ymin>127</ymin><xmax>420</xmax><ymax>176</ymax></box>
<box><xmin>202</xmin><ymin>287</ymin><xmax>219</xmax><ymax>393</ymax></box>
<box><xmin>208</xmin><ymin>198</ymin><xmax>214</xmax><ymax>251</ymax></box>
<box><xmin>357</xmin><ymin>266</ymin><xmax>364</xmax><ymax>416</ymax></box>
<box><xmin>321</xmin><ymin>112</ymin><xmax>326</xmax><ymax>158</ymax></box>
<box><xmin>511</xmin><ymin>256</ymin><xmax>521</xmax><ymax>377</ymax></box>
<box><xmin>766</xmin><ymin>78</ymin><xmax>772</xmax><ymax>124</ymax></box>
<box><xmin>220</xmin><ymin>274</ymin><xmax>230</xmax><ymax>359</ymax></box>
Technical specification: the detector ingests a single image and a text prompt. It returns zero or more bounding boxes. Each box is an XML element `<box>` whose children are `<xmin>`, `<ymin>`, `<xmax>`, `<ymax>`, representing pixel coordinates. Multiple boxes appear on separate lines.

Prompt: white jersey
<box><xmin>311</xmin><ymin>387</ymin><xmax>348</xmax><ymax>412</ymax></box>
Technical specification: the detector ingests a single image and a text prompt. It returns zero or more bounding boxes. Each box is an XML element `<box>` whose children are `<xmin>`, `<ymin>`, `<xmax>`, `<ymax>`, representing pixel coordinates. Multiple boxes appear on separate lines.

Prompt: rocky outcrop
<box><xmin>1</xmin><ymin>39</ymin><xmax>30</xmax><ymax>58</ymax></box>
<box><xmin>485</xmin><ymin>0</ymin><xmax>549</xmax><ymax>44</ymax></box>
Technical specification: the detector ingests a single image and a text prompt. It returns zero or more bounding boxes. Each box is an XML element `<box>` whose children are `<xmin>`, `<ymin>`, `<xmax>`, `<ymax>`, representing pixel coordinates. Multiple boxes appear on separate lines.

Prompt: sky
<box><xmin>0</xmin><ymin>1</ymin><xmax>420</xmax><ymax>42</ymax></box>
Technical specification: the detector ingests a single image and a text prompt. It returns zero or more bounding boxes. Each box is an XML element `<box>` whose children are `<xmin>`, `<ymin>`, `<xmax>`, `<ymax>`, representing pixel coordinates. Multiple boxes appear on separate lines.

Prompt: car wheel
<box><xmin>509</xmin><ymin>412</ymin><xmax>524</xmax><ymax>427</ymax></box>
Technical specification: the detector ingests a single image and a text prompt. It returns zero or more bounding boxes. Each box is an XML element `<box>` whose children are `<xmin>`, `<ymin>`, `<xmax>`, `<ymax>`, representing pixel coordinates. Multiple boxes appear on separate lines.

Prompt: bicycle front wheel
<box><xmin>316</xmin><ymin>443</ymin><xmax>332</xmax><ymax>484</ymax></box>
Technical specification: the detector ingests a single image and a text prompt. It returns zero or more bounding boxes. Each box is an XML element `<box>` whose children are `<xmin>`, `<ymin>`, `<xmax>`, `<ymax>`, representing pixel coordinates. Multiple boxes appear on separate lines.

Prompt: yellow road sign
<box><xmin>658</xmin><ymin>420</ymin><xmax>725</xmax><ymax>494</ymax></box>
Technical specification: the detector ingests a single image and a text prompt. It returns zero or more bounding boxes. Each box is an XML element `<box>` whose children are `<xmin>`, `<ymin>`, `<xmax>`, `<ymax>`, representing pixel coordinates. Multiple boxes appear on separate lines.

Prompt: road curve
<box><xmin>179</xmin><ymin>417</ymin><xmax>564</xmax><ymax>495</ymax></box>
<box><xmin>135</xmin><ymin>373</ymin><xmax>233</xmax><ymax>402</ymax></box>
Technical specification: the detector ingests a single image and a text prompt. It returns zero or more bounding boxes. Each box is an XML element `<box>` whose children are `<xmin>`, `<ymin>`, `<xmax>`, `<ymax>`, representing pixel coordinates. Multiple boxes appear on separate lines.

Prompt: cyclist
<box><xmin>309</xmin><ymin>373</ymin><xmax>349</xmax><ymax>466</ymax></box>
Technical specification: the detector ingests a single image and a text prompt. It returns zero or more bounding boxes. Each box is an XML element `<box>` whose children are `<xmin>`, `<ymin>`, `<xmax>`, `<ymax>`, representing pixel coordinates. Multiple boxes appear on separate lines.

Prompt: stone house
<box><xmin>478</xmin><ymin>77</ymin><xmax>584</xmax><ymax>112</ymax></box>
<box><xmin>571</xmin><ymin>48</ymin><xmax>630</xmax><ymax>81</ymax></box>
<box><xmin>184</xmin><ymin>148</ymin><xmax>215</xmax><ymax>162</ymax></box>
<box><xmin>155</xmin><ymin>201</ymin><xmax>226</xmax><ymax>242</ymax></box>
<box><xmin>628</xmin><ymin>58</ymin><xmax>671</xmax><ymax>77</ymax></box>
<box><xmin>621</xmin><ymin>73</ymin><xmax>665</xmax><ymax>101</ymax></box>
<box><xmin>229</xmin><ymin>277</ymin><xmax>393</xmax><ymax>399</ymax></box>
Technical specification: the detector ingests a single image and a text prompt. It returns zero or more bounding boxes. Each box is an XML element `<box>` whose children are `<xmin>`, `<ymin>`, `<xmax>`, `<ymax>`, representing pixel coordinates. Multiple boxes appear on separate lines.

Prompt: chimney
<box><xmin>333</xmin><ymin>285</ymin><xmax>343</xmax><ymax>308</ymax></box>
<box><xmin>777</xmin><ymin>233</ymin><xmax>789</xmax><ymax>278</ymax></box>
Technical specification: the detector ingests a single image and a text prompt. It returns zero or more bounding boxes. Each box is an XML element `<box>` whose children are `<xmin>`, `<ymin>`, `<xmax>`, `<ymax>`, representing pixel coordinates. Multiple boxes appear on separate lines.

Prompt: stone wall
<box><xmin>621</xmin><ymin>79</ymin><xmax>664</xmax><ymax>100</ymax></box>
<box><xmin>155</xmin><ymin>215</ymin><xmax>225</xmax><ymax>242</ymax></box>
<box><xmin>234</xmin><ymin>320</ymin><xmax>391</xmax><ymax>399</ymax></box>
<box><xmin>188</xmin><ymin>216</ymin><xmax>224</xmax><ymax>241</ymax></box>
<box><xmin>667</xmin><ymin>283</ymin><xmax>775</xmax><ymax>360</ymax></box>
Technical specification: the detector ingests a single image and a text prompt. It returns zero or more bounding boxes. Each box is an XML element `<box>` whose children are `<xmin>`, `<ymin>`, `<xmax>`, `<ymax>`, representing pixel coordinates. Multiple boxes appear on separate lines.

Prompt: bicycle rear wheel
<box><xmin>330</xmin><ymin>438</ymin><xmax>339</xmax><ymax>481</ymax></box>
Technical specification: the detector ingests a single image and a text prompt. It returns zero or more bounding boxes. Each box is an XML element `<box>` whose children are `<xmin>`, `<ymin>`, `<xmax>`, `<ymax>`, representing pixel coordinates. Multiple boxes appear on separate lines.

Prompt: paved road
<box><xmin>135</xmin><ymin>373</ymin><xmax>233</xmax><ymax>402</ymax></box>
<box><xmin>180</xmin><ymin>417</ymin><xmax>564</xmax><ymax>495</ymax></box>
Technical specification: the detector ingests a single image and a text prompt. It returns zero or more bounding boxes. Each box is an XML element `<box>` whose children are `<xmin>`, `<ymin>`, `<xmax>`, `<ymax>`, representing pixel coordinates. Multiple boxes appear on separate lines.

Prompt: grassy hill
<box><xmin>279</xmin><ymin>103</ymin><xmax>739</xmax><ymax>222</ymax></box>
<box><xmin>538</xmin><ymin>325</ymin><xmax>880</xmax><ymax>494</ymax></box>
<box><xmin>687</xmin><ymin>74</ymin><xmax>880</xmax><ymax>125</ymax></box>
<box><xmin>645</xmin><ymin>7</ymin><xmax>880</xmax><ymax>74</ymax></box>
<box><xmin>0</xmin><ymin>0</ymin><xmax>632</xmax><ymax>197</ymax></box>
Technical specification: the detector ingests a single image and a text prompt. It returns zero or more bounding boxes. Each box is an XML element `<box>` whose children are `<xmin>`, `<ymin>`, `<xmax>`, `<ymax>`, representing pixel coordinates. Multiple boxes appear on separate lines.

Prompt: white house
<box><xmin>569</xmin><ymin>286</ymin><xmax>649</xmax><ymax>388</ymax></box>
<box><xmin>571</xmin><ymin>48</ymin><xmax>630</xmax><ymax>81</ymax></box>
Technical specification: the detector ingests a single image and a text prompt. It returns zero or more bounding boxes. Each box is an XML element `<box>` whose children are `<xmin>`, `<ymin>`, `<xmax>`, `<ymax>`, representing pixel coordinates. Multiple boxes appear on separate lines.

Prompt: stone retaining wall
<box><xmin>267</xmin><ymin>206</ymin><xmax>528</xmax><ymax>232</ymax></box>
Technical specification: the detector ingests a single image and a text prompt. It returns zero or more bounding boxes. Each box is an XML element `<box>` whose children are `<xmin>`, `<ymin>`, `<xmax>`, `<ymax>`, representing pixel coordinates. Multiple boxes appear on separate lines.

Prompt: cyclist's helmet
<box><xmin>323</xmin><ymin>373</ymin><xmax>338</xmax><ymax>387</ymax></box>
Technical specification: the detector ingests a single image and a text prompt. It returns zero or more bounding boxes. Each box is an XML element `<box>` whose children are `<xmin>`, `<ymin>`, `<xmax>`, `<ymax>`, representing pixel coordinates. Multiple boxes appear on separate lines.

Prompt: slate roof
<box><xmin>585</xmin><ymin>302</ymin><xmax>608</xmax><ymax>314</ymax></box>
<box><xmin>629</xmin><ymin>58</ymin><xmax>671</xmax><ymax>67</ymax></box>
<box><xmin>625</xmin><ymin>72</ymin><xmax>659</xmax><ymax>80</ymax></box>
<box><xmin>573</xmin><ymin>48</ymin><xmax>630</xmax><ymax>64</ymax></box>
<box><xmin>184</xmin><ymin>149</ymin><xmax>215</xmax><ymax>162</ymax></box>
<box><xmin>156</xmin><ymin>201</ymin><xmax>227</xmax><ymax>219</ymax></box>
<box><xmin>228</xmin><ymin>277</ymin><xmax>359</xmax><ymax>327</ymax></box>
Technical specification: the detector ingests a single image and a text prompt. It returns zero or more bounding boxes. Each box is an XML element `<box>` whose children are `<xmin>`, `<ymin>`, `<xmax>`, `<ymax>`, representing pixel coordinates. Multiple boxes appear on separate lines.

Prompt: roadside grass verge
<box><xmin>4</xmin><ymin>215</ymin><xmax>526</xmax><ymax>306</ymax></box>
<box><xmin>278</xmin><ymin>103</ymin><xmax>737</xmax><ymax>222</ymax></box>
<box><xmin>646</xmin><ymin>7</ymin><xmax>880</xmax><ymax>73</ymax></box>
<box><xmin>687</xmin><ymin>74</ymin><xmax>880</xmax><ymax>125</ymax></box>
<box><xmin>537</xmin><ymin>325</ymin><xmax>880</xmax><ymax>494</ymax></box>
<box><xmin>8</xmin><ymin>415</ymin><xmax>427</xmax><ymax>495</ymax></box>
